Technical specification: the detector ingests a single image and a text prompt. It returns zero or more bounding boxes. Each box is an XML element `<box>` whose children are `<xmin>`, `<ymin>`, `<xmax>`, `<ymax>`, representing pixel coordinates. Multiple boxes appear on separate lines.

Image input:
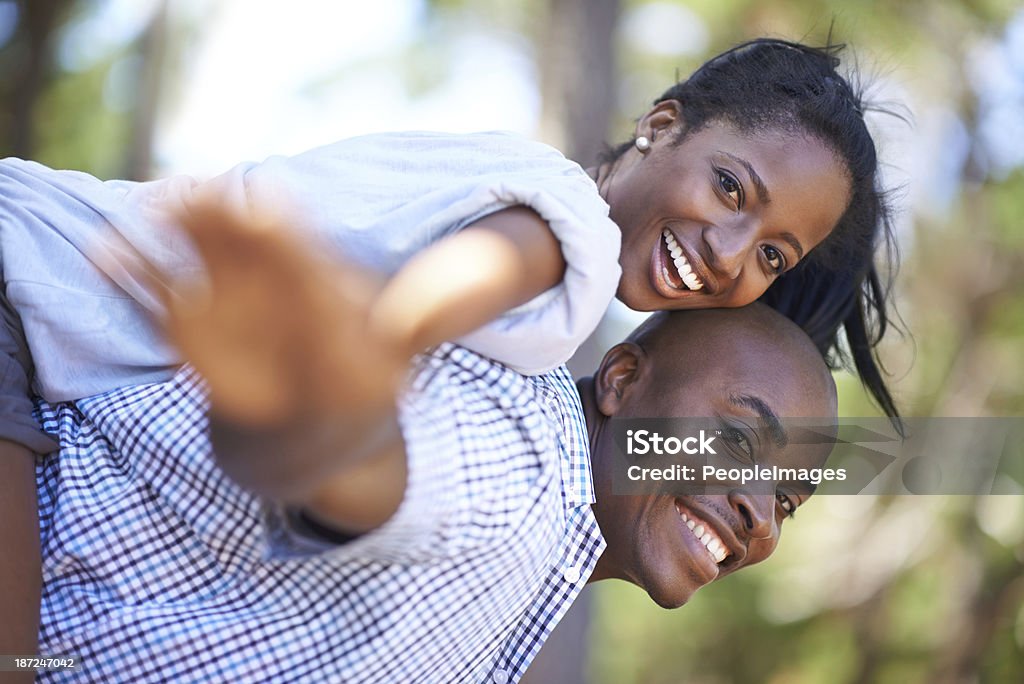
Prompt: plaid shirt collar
<box><xmin>529</xmin><ymin>366</ymin><xmax>597</xmax><ymax>511</ymax></box>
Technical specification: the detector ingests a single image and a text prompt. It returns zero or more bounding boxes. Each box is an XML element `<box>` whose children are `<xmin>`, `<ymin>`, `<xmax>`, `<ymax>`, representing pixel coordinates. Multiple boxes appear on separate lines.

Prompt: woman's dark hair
<box><xmin>609</xmin><ymin>38</ymin><xmax>903</xmax><ymax>429</ymax></box>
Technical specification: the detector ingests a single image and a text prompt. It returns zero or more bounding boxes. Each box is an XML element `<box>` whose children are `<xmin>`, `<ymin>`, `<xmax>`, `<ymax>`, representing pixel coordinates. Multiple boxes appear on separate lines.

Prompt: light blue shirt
<box><xmin>0</xmin><ymin>131</ymin><xmax>621</xmax><ymax>403</ymax></box>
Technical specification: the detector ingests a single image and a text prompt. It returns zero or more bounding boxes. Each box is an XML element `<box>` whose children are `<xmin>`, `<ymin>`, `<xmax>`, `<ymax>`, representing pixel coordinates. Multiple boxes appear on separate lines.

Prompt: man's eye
<box><xmin>717</xmin><ymin>170</ymin><xmax>742</xmax><ymax>207</ymax></box>
<box><xmin>725</xmin><ymin>428</ymin><xmax>752</xmax><ymax>459</ymax></box>
<box><xmin>762</xmin><ymin>245</ymin><xmax>785</xmax><ymax>274</ymax></box>
<box><xmin>777</xmin><ymin>493</ymin><xmax>797</xmax><ymax>519</ymax></box>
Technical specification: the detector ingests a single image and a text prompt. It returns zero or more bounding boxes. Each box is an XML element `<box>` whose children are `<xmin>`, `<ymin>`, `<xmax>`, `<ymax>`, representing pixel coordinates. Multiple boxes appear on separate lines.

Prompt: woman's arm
<box><xmin>137</xmin><ymin>201</ymin><xmax>562</xmax><ymax>533</ymax></box>
<box><xmin>0</xmin><ymin>441</ymin><xmax>41</xmax><ymax>684</ymax></box>
<box><xmin>139</xmin><ymin>200</ymin><xmax>564</xmax><ymax>425</ymax></box>
<box><xmin>367</xmin><ymin>206</ymin><xmax>566</xmax><ymax>357</ymax></box>
<box><xmin>126</xmin><ymin>199</ymin><xmax>411</xmax><ymax>526</ymax></box>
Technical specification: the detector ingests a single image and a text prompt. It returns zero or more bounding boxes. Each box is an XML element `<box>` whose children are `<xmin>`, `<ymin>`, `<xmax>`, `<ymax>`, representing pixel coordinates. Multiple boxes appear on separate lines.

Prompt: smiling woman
<box><xmin>599</xmin><ymin>115</ymin><xmax>849</xmax><ymax>307</ymax></box>
<box><xmin>593</xmin><ymin>38</ymin><xmax>901</xmax><ymax>426</ymax></box>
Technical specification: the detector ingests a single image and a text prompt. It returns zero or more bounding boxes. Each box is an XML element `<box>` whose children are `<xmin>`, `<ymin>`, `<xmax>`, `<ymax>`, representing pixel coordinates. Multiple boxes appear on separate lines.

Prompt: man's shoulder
<box><xmin>406</xmin><ymin>344</ymin><xmax>587</xmax><ymax>458</ymax></box>
<box><xmin>408</xmin><ymin>344</ymin><xmax>595</xmax><ymax>509</ymax></box>
<box><xmin>411</xmin><ymin>344</ymin><xmax>581</xmax><ymax>414</ymax></box>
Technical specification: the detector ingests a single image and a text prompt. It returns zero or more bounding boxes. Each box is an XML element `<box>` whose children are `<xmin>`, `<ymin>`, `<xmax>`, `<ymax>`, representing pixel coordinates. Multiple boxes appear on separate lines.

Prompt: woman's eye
<box><xmin>777</xmin><ymin>494</ymin><xmax>797</xmax><ymax>519</ymax></box>
<box><xmin>762</xmin><ymin>245</ymin><xmax>785</xmax><ymax>274</ymax></box>
<box><xmin>717</xmin><ymin>170</ymin><xmax>742</xmax><ymax>207</ymax></box>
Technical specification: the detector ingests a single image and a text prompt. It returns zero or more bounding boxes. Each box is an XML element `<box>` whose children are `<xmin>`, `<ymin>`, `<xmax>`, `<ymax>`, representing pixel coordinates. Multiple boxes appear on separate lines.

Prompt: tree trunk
<box><xmin>123</xmin><ymin>0</ymin><xmax>169</xmax><ymax>180</ymax></box>
<box><xmin>537</xmin><ymin>0</ymin><xmax>620</xmax><ymax>167</ymax></box>
<box><xmin>523</xmin><ymin>1</ymin><xmax>620</xmax><ymax>681</ymax></box>
<box><xmin>6</xmin><ymin>0</ymin><xmax>73</xmax><ymax>157</ymax></box>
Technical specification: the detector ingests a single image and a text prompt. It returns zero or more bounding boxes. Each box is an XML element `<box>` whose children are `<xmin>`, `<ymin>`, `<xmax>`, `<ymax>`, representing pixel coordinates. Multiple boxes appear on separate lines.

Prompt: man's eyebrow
<box><xmin>722</xmin><ymin>152</ymin><xmax>771</xmax><ymax>205</ymax></box>
<box><xmin>729</xmin><ymin>393</ymin><xmax>787</xmax><ymax>448</ymax></box>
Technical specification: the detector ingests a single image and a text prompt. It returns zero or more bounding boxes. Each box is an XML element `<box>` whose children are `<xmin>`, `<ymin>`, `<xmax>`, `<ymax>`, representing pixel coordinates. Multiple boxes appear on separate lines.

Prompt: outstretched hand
<box><xmin>130</xmin><ymin>197</ymin><xmax>406</xmax><ymax>429</ymax></box>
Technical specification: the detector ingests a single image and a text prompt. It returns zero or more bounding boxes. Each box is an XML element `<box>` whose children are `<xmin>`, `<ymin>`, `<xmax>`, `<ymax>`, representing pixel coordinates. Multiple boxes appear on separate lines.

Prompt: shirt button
<box><xmin>563</xmin><ymin>565</ymin><xmax>581</xmax><ymax>584</ymax></box>
<box><xmin>492</xmin><ymin>669</ymin><xmax>509</xmax><ymax>684</ymax></box>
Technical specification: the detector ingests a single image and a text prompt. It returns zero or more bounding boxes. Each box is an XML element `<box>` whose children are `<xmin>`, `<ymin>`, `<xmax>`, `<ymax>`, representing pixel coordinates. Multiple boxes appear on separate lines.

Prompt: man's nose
<box><xmin>727</xmin><ymin>490</ymin><xmax>776</xmax><ymax>541</ymax></box>
<box><xmin>703</xmin><ymin>219</ymin><xmax>760</xmax><ymax>281</ymax></box>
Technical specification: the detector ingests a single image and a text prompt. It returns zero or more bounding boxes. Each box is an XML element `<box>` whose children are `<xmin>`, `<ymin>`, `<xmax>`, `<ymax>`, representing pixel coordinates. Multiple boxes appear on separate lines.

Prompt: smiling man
<box><xmin>583</xmin><ymin>307</ymin><xmax>837</xmax><ymax>609</ymax></box>
<box><xmin>25</xmin><ymin>273</ymin><xmax>837</xmax><ymax>684</ymax></box>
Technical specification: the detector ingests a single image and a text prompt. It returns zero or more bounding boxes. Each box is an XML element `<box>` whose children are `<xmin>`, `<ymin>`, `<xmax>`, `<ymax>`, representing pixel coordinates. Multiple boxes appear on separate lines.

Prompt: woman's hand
<box><xmin>120</xmin><ymin>197</ymin><xmax>411</xmax><ymax>512</ymax></box>
<box><xmin>140</xmin><ymin>198</ymin><xmax>406</xmax><ymax>428</ymax></box>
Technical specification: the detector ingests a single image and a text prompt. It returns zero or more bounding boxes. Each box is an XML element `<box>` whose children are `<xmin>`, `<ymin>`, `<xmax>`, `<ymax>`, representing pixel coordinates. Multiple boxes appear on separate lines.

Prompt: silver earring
<box><xmin>634</xmin><ymin>136</ymin><xmax>651</xmax><ymax>152</ymax></box>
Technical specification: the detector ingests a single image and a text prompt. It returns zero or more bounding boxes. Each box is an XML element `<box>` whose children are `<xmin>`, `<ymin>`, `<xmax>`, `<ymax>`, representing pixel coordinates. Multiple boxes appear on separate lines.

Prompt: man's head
<box><xmin>585</xmin><ymin>304</ymin><xmax>837</xmax><ymax>608</ymax></box>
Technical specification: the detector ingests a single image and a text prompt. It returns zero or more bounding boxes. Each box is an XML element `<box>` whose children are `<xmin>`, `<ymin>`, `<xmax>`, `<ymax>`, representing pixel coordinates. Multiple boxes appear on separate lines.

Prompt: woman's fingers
<box><xmin>90</xmin><ymin>228</ymin><xmax>196</xmax><ymax>325</ymax></box>
<box><xmin>163</xmin><ymin>197</ymin><xmax>400</xmax><ymax>425</ymax></box>
<box><xmin>93</xmin><ymin>193</ymin><xmax>404</xmax><ymax>426</ymax></box>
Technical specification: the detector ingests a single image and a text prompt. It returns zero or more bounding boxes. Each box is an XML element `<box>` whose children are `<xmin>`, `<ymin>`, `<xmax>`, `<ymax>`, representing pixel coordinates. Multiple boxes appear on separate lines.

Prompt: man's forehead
<box><xmin>633</xmin><ymin>308</ymin><xmax>837</xmax><ymax>417</ymax></box>
<box><xmin>718</xmin><ymin>341</ymin><xmax>835</xmax><ymax>416</ymax></box>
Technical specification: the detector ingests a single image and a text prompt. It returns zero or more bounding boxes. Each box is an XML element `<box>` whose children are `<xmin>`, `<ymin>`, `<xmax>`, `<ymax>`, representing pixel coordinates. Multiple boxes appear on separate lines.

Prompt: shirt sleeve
<box><xmin>0</xmin><ymin>288</ymin><xmax>57</xmax><ymax>453</ymax></box>
<box><xmin>0</xmin><ymin>134</ymin><xmax>620</xmax><ymax>401</ymax></box>
<box><xmin>450</xmin><ymin>177</ymin><xmax>621</xmax><ymax>375</ymax></box>
<box><xmin>238</xmin><ymin>131</ymin><xmax>623</xmax><ymax>376</ymax></box>
<box><xmin>259</xmin><ymin>345</ymin><xmax>562</xmax><ymax>564</ymax></box>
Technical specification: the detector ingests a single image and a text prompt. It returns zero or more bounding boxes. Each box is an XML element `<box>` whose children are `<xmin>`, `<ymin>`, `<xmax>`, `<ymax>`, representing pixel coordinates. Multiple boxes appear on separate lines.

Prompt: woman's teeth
<box><xmin>676</xmin><ymin>504</ymin><xmax>729</xmax><ymax>564</ymax></box>
<box><xmin>662</xmin><ymin>229</ymin><xmax>704</xmax><ymax>291</ymax></box>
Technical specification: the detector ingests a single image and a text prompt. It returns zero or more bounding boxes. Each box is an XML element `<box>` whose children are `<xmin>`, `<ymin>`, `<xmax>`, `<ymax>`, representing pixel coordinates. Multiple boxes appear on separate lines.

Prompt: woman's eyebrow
<box><xmin>779</xmin><ymin>232</ymin><xmax>805</xmax><ymax>260</ymax></box>
<box><xmin>722</xmin><ymin>151</ymin><xmax>771</xmax><ymax>205</ymax></box>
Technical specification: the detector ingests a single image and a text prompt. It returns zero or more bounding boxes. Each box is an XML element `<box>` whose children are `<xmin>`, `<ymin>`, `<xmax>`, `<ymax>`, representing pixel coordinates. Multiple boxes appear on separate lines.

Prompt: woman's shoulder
<box><xmin>291</xmin><ymin>130</ymin><xmax>574</xmax><ymax>168</ymax></box>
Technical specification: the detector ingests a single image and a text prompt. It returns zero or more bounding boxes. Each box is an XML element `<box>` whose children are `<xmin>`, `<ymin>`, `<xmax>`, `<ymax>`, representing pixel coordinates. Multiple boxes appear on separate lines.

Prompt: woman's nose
<box><xmin>703</xmin><ymin>219</ymin><xmax>759</xmax><ymax>281</ymax></box>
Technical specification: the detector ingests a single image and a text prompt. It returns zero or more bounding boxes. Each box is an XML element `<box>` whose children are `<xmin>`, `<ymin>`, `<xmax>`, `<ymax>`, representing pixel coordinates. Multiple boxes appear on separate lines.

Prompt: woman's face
<box><xmin>604</xmin><ymin>107</ymin><xmax>852</xmax><ymax>311</ymax></box>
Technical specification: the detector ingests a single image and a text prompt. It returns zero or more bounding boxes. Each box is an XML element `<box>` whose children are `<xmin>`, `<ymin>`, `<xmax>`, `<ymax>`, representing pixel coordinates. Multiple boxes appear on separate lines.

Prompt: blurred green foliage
<box><xmin>33</xmin><ymin>52</ymin><xmax>133</xmax><ymax>176</ymax></box>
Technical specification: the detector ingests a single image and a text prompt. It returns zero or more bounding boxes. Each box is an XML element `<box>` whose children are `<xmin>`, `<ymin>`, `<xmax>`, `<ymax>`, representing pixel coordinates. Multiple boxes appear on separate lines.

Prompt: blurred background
<box><xmin>2</xmin><ymin>0</ymin><xmax>1021</xmax><ymax>681</ymax></box>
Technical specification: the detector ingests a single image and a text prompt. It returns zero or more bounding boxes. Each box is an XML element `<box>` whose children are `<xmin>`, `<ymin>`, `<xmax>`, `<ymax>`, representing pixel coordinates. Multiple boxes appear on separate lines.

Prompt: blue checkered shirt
<box><xmin>33</xmin><ymin>344</ymin><xmax>606</xmax><ymax>683</ymax></box>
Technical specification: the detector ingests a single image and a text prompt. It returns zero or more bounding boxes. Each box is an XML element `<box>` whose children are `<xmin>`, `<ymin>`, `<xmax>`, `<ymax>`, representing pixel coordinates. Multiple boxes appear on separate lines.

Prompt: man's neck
<box><xmin>576</xmin><ymin>374</ymin><xmax>618</xmax><ymax>583</ymax></box>
<box><xmin>575</xmin><ymin>376</ymin><xmax>599</xmax><ymax>452</ymax></box>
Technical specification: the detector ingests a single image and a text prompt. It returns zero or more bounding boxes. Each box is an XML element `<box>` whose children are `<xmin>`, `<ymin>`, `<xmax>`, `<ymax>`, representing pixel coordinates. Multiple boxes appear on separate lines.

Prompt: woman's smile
<box><xmin>660</xmin><ymin>228</ymin><xmax>706</xmax><ymax>292</ymax></box>
<box><xmin>650</xmin><ymin>227</ymin><xmax>715</xmax><ymax>301</ymax></box>
<box><xmin>605</xmin><ymin>114</ymin><xmax>851</xmax><ymax>313</ymax></box>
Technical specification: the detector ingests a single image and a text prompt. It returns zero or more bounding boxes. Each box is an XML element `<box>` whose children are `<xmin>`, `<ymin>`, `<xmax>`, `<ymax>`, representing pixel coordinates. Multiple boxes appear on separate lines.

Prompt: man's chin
<box><xmin>635</xmin><ymin>553</ymin><xmax>721</xmax><ymax>608</ymax></box>
<box><xmin>645</xmin><ymin>580</ymin><xmax>703</xmax><ymax>609</ymax></box>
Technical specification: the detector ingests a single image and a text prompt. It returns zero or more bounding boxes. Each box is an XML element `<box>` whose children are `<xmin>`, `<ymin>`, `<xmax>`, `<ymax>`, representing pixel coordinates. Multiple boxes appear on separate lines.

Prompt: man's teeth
<box><xmin>662</xmin><ymin>230</ymin><xmax>704</xmax><ymax>291</ymax></box>
<box><xmin>677</xmin><ymin>506</ymin><xmax>729</xmax><ymax>564</ymax></box>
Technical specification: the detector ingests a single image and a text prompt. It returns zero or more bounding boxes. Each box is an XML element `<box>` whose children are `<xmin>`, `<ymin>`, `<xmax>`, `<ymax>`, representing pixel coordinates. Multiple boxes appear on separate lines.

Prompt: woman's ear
<box><xmin>636</xmin><ymin>100</ymin><xmax>683</xmax><ymax>142</ymax></box>
<box><xmin>595</xmin><ymin>342</ymin><xmax>647</xmax><ymax>416</ymax></box>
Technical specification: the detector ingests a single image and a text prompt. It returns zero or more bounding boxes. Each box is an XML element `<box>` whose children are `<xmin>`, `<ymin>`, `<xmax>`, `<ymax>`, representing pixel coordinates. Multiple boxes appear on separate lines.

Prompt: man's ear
<box><xmin>636</xmin><ymin>100</ymin><xmax>683</xmax><ymax>143</ymax></box>
<box><xmin>595</xmin><ymin>342</ymin><xmax>647</xmax><ymax>417</ymax></box>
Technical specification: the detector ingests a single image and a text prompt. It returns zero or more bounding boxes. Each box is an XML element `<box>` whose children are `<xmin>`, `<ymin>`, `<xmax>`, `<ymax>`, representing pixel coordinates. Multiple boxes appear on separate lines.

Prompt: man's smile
<box><xmin>673</xmin><ymin>499</ymin><xmax>743</xmax><ymax>569</ymax></box>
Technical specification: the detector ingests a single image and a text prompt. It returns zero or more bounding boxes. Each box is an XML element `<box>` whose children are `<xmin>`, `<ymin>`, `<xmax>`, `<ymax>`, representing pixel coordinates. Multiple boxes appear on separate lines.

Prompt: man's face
<box><xmin>589</xmin><ymin>311</ymin><xmax>836</xmax><ymax>608</ymax></box>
